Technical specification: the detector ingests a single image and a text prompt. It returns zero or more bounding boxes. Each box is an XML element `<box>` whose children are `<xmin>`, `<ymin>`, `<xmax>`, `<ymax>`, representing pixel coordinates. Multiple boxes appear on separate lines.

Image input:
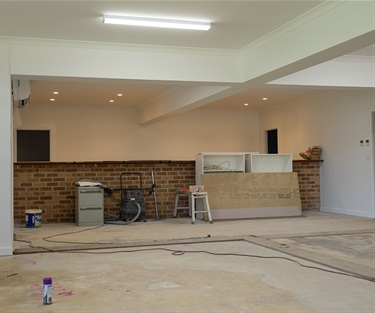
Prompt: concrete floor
<box><xmin>1</xmin><ymin>212</ymin><xmax>374</xmax><ymax>312</ymax></box>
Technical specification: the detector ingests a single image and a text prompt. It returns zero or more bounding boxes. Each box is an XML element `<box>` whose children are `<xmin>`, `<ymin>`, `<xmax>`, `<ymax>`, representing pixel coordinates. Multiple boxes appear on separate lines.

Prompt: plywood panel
<box><xmin>201</xmin><ymin>172</ymin><xmax>301</xmax><ymax>219</ymax></box>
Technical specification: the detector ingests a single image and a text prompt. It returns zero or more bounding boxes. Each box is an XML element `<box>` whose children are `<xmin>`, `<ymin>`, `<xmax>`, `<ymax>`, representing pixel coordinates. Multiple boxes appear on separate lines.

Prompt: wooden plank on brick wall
<box><xmin>201</xmin><ymin>172</ymin><xmax>301</xmax><ymax>219</ymax></box>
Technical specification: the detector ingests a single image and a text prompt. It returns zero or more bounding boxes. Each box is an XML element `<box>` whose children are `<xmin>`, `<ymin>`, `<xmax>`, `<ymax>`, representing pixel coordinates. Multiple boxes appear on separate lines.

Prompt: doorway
<box><xmin>266</xmin><ymin>129</ymin><xmax>278</xmax><ymax>154</ymax></box>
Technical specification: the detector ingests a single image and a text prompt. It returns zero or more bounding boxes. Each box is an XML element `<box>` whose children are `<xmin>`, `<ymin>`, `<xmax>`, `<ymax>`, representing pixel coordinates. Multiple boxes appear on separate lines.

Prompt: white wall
<box><xmin>0</xmin><ymin>43</ymin><xmax>13</xmax><ymax>256</ymax></box>
<box><xmin>15</xmin><ymin>103</ymin><xmax>259</xmax><ymax>162</ymax></box>
<box><xmin>259</xmin><ymin>89</ymin><xmax>375</xmax><ymax>218</ymax></box>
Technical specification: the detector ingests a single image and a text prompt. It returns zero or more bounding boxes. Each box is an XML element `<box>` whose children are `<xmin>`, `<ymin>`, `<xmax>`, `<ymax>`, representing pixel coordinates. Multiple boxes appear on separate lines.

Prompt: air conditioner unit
<box><xmin>17</xmin><ymin>98</ymin><xmax>29</xmax><ymax>108</ymax></box>
<box><xmin>12</xmin><ymin>79</ymin><xmax>31</xmax><ymax>108</ymax></box>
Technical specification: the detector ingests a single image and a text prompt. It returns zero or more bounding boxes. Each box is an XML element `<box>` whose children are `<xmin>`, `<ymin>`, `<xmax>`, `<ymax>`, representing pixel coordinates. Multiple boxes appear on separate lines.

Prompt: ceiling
<box><xmin>1</xmin><ymin>1</ymin><xmax>374</xmax><ymax>112</ymax></box>
<box><xmin>1</xmin><ymin>1</ymin><xmax>326</xmax><ymax>50</ymax></box>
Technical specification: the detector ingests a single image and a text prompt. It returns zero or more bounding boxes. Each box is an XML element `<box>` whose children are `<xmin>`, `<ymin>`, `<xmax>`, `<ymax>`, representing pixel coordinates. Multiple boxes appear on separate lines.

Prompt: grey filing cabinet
<box><xmin>75</xmin><ymin>186</ymin><xmax>104</xmax><ymax>226</ymax></box>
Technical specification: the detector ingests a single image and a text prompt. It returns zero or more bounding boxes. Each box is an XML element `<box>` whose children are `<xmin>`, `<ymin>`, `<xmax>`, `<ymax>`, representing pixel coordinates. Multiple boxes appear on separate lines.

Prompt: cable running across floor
<box><xmin>14</xmin><ymin>237</ymin><xmax>374</xmax><ymax>283</ymax></box>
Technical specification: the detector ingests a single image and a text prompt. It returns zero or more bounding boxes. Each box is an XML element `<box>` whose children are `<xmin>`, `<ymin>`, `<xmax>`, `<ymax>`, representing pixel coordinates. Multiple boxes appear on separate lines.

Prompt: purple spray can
<box><xmin>43</xmin><ymin>277</ymin><xmax>52</xmax><ymax>304</ymax></box>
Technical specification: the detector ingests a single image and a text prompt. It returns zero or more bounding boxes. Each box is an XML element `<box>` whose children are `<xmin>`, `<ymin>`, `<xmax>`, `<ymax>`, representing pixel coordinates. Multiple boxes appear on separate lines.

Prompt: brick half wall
<box><xmin>13</xmin><ymin>160</ymin><xmax>321</xmax><ymax>224</ymax></box>
<box><xmin>292</xmin><ymin>160</ymin><xmax>322</xmax><ymax>211</ymax></box>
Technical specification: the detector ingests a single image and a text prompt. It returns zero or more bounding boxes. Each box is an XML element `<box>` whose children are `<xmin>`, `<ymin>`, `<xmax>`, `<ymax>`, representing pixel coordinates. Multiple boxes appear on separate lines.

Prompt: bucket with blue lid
<box><xmin>25</xmin><ymin>209</ymin><xmax>42</xmax><ymax>228</ymax></box>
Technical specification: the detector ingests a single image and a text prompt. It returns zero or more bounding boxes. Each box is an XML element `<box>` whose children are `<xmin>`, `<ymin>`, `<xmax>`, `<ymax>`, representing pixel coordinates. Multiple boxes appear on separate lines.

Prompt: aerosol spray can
<box><xmin>43</xmin><ymin>277</ymin><xmax>52</xmax><ymax>305</ymax></box>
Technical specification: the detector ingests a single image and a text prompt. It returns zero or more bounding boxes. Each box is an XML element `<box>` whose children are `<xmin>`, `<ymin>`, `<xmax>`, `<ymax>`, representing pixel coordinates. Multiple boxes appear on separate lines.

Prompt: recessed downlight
<box><xmin>109</xmin><ymin>99</ymin><xmax>114</xmax><ymax>103</ymax></box>
<box><xmin>262</xmin><ymin>97</ymin><xmax>268</xmax><ymax>101</ymax></box>
<box><xmin>117</xmin><ymin>93</ymin><xmax>123</xmax><ymax>97</ymax></box>
<box><xmin>244</xmin><ymin>103</ymin><xmax>249</xmax><ymax>106</ymax></box>
<box><xmin>53</xmin><ymin>91</ymin><xmax>59</xmax><ymax>95</ymax></box>
<box><xmin>50</xmin><ymin>98</ymin><xmax>55</xmax><ymax>101</ymax></box>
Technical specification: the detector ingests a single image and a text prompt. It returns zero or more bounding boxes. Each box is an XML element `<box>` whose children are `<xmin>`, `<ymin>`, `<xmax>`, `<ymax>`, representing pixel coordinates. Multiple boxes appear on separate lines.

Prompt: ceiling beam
<box><xmin>139</xmin><ymin>1</ymin><xmax>374</xmax><ymax>124</ymax></box>
<box><xmin>240</xmin><ymin>1</ymin><xmax>375</xmax><ymax>84</ymax></box>
<box><xmin>3</xmin><ymin>1</ymin><xmax>373</xmax><ymax>125</ymax></box>
<box><xmin>138</xmin><ymin>85</ymin><xmax>232</xmax><ymax>125</ymax></box>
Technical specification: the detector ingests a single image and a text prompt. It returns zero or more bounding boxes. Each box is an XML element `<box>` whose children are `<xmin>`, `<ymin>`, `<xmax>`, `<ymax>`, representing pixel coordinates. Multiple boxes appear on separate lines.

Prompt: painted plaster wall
<box><xmin>0</xmin><ymin>43</ymin><xmax>13</xmax><ymax>256</ymax></box>
<box><xmin>15</xmin><ymin>104</ymin><xmax>259</xmax><ymax>162</ymax></box>
<box><xmin>259</xmin><ymin>89</ymin><xmax>375</xmax><ymax>218</ymax></box>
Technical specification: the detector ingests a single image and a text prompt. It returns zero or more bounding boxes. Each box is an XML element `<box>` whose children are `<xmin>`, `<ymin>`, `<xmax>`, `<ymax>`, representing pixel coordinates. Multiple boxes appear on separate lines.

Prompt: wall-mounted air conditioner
<box><xmin>12</xmin><ymin>79</ymin><xmax>31</xmax><ymax>108</ymax></box>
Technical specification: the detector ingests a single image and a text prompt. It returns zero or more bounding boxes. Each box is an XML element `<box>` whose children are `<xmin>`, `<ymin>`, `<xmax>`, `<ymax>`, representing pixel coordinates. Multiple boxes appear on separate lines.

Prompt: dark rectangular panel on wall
<box><xmin>17</xmin><ymin>130</ymin><xmax>50</xmax><ymax>161</ymax></box>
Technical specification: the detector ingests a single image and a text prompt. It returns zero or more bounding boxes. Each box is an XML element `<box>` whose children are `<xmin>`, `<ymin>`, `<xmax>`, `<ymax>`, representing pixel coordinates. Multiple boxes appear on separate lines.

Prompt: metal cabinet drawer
<box><xmin>75</xmin><ymin>187</ymin><xmax>104</xmax><ymax>226</ymax></box>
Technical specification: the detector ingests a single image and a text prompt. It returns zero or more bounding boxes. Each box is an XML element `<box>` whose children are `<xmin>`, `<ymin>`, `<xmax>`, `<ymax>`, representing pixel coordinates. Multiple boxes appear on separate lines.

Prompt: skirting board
<box><xmin>201</xmin><ymin>172</ymin><xmax>302</xmax><ymax>219</ymax></box>
<box><xmin>0</xmin><ymin>247</ymin><xmax>13</xmax><ymax>256</ymax></box>
<box><xmin>320</xmin><ymin>206</ymin><xmax>375</xmax><ymax>219</ymax></box>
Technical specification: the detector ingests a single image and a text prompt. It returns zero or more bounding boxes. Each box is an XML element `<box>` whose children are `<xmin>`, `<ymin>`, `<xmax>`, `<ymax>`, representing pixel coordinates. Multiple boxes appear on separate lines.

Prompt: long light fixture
<box><xmin>103</xmin><ymin>14</ymin><xmax>211</xmax><ymax>31</ymax></box>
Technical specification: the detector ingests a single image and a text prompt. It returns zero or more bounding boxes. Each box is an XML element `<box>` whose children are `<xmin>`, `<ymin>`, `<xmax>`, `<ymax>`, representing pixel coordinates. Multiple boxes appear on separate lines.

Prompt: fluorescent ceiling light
<box><xmin>103</xmin><ymin>14</ymin><xmax>211</xmax><ymax>31</ymax></box>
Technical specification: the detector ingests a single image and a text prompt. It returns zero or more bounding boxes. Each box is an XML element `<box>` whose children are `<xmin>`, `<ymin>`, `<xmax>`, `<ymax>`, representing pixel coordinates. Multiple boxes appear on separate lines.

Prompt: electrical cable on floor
<box><xmin>41</xmin><ymin>225</ymin><xmax>110</xmax><ymax>245</ymax></box>
<box><xmin>13</xmin><ymin>238</ymin><xmax>374</xmax><ymax>283</ymax></box>
<box><xmin>41</xmin><ymin>210</ymin><xmax>143</xmax><ymax>243</ymax></box>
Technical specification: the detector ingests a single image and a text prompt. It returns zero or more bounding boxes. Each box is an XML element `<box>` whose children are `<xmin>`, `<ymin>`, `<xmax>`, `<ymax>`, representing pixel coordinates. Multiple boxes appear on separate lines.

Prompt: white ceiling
<box><xmin>1</xmin><ymin>1</ymin><xmax>374</xmax><ymax>111</ymax></box>
<box><xmin>1</xmin><ymin>1</ymin><xmax>326</xmax><ymax>50</ymax></box>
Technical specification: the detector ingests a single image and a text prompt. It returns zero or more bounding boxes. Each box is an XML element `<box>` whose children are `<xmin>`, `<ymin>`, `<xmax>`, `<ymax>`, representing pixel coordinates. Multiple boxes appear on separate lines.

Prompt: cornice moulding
<box><xmin>0</xmin><ymin>36</ymin><xmax>240</xmax><ymax>57</ymax></box>
<box><xmin>335</xmin><ymin>55</ymin><xmax>375</xmax><ymax>63</ymax></box>
<box><xmin>239</xmin><ymin>1</ymin><xmax>346</xmax><ymax>56</ymax></box>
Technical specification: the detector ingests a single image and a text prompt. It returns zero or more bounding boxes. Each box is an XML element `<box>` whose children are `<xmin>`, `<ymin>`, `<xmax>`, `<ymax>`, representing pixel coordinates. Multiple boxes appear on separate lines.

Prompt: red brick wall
<box><xmin>293</xmin><ymin>160</ymin><xmax>322</xmax><ymax>211</ymax></box>
<box><xmin>14</xmin><ymin>161</ymin><xmax>195</xmax><ymax>224</ymax></box>
<box><xmin>13</xmin><ymin>160</ymin><xmax>321</xmax><ymax>224</ymax></box>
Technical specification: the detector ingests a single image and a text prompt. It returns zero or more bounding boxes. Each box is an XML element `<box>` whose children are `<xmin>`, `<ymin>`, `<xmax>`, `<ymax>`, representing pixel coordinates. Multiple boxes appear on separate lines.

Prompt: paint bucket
<box><xmin>25</xmin><ymin>209</ymin><xmax>42</xmax><ymax>228</ymax></box>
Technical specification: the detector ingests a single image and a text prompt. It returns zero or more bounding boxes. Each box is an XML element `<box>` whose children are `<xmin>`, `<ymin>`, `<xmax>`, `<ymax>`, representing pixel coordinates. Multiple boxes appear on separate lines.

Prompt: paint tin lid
<box><xmin>43</xmin><ymin>278</ymin><xmax>52</xmax><ymax>285</ymax></box>
<box><xmin>25</xmin><ymin>209</ymin><xmax>42</xmax><ymax>214</ymax></box>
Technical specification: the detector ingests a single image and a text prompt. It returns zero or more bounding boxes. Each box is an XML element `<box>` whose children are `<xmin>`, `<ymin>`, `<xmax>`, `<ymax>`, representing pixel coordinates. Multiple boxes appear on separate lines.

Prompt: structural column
<box><xmin>0</xmin><ymin>42</ymin><xmax>14</xmax><ymax>256</ymax></box>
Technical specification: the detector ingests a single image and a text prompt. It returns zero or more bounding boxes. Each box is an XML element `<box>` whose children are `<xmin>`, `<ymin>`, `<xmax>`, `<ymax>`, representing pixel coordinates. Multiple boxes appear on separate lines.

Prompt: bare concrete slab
<box><xmin>1</xmin><ymin>240</ymin><xmax>374</xmax><ymax>313</ymax></box>
<box><xmin>3</xmin><ymin>212</ymin><xmax>374</xmax><ymax>312</ymax></box>
<box><xmin>245</xmin><ymin>235</ymin><xmax>374</xmax><ymax>281</ymax></box>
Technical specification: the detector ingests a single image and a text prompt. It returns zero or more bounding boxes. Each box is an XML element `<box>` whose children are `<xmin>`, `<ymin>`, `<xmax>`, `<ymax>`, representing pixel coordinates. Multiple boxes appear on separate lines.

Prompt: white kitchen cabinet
<box><xmin>195</xmin><ymin>152</ymin><xmax>246</xmax><ymax>184</ymax></box>
<box><xmin>196</xmin><ymin>152</ymin><xmax>292</xmax><ymax>184</ymax></box>
<box><xmin>248</xmin><ymin>153</ymin><xmax>293</xmax><ymax>173</ymax></box>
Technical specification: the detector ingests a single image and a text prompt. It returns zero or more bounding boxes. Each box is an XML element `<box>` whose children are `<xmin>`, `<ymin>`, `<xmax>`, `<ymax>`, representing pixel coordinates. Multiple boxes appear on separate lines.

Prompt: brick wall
<box><xmin>292</xmin><ymin>160</ymin><xmax>322</xmax><ymax>211</ymax></box>
<box><xmin>14</xmin><ymin>161</ymin><xmax>195</xmax><ymax>224</ymax></box>
<box><xmin>13</xmin><ymin>160</ymin><xmax>321</xmax><ymax>224</ymax></box>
